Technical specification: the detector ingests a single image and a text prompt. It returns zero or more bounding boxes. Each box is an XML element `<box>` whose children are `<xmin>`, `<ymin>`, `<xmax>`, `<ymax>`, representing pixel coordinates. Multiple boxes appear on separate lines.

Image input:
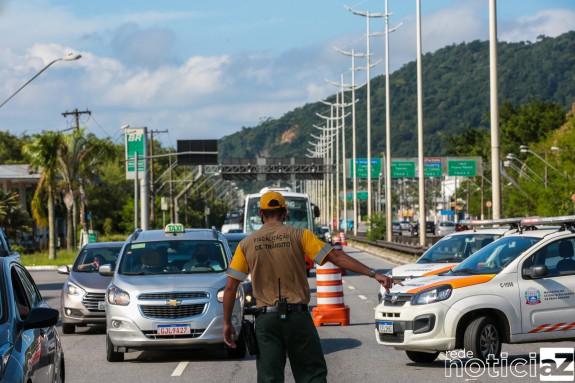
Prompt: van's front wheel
<box><xmin>463</xmin><ymin>316</ymin><xmax>502</xmax><ymax>361</ymax></box>
<box><xmin>405</xmin><ymin>350</ymin><xmax>439</xmax><ymax>363</ymax></box>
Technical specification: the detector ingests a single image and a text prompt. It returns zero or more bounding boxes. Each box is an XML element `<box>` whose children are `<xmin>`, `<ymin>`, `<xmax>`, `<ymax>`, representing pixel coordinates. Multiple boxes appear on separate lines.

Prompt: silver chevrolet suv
<box><xmin>101</xmin><ymin>224</ymin><xmax>244</xmax><ymax>362</ymax></box>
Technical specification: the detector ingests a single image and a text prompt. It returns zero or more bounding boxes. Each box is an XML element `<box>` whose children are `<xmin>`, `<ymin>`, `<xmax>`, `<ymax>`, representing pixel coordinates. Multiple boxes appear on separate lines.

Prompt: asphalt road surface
<box><xmin>31</xmin><ymin>247</ymin><xmax>574</xmax><ymax>383</ymax></box>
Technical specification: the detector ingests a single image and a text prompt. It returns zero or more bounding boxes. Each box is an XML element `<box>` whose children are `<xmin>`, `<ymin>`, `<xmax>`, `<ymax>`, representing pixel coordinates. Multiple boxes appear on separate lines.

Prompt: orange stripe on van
<box><xmin>422</xmin><ymin>265</ymin><xmax>454</xmax><ymax>276</ymax></box>
<box><xmin>406</xmin><ymin>275</ymin><xmax>496</xmax><ymax>294</ymax></box>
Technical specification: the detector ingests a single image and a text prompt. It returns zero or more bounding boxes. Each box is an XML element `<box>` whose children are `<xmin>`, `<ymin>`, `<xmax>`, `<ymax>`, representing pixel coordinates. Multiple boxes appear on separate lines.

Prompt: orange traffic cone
<box><xmin>312</xmin><ymin>261</ymin><xmax>350</xmax><ymax>326</ymax></box>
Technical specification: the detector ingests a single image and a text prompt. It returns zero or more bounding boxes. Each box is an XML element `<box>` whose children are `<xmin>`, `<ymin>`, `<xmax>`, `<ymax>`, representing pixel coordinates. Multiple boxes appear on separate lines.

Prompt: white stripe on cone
<box><xmin>318</xmin><ymin>261</ymin><xmax>339</xmax><ymax>270</ymax></box>
<box><xmin>317</xmin><ymin>297</ymin><xmax>344</xmax><ymax>305</ymax></box>
<box><xmin>317</xmin><ymin>285</ymin><xmax>343</xmax><ymax>293</ymax></box>
<box><xmin>316</xmin><ymin>274</ymin><xmax>342</xmax><ymax>282</ymax></box>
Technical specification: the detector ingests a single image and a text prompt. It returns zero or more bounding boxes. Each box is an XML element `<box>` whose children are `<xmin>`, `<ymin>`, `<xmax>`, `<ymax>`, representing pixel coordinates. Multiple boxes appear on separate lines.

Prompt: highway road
<box><xmin>31</xmin><ymin>247</ymin><xmax>573</xmax><ymax>383</ymax></box>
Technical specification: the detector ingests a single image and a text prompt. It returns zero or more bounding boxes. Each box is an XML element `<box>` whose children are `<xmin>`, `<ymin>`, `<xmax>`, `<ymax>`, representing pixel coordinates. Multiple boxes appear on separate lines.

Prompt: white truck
<box><xmin>243</xmin><ymin>187</ymin><xmax>318</xmax><ymax>234</ymax></box>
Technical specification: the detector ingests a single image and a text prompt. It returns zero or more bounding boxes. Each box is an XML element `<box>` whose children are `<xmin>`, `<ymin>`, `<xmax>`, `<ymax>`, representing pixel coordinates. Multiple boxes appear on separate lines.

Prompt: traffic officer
<box><xmin>223</xmin><ymin>190</ymin><xmax>393</xmax><ymax>383</ymax></box>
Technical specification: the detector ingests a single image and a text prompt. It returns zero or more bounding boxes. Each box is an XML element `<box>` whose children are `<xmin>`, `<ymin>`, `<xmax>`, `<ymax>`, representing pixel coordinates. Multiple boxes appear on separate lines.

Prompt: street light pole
<box><xmin>347</xmin><ymin>7</ymin><xmax>385</xmax><ymax>225</ymax></box>
<box><xmin>334</xmin><ymin>48</ymin><xmax>366</xmax><ymax>236</ymax></box>
<box><xmin>416</xmin><ymin>0</ymin><xmax>426</xmax><ymax>246</ymax></box>
<box><xmin>489</xmin><ymin>0</ymin><xmax>502</xmax><ymax>219</ymax></box>
<box><xmin>0</xmin><ymin>52</ymin><xmax>82</xmax><ymax>110</ymax></box>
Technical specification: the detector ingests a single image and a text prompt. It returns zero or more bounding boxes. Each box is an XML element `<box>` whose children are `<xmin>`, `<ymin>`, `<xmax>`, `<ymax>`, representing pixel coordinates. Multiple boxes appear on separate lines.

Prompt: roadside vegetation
<box><xmin>2</xmin><ymin>129</ymin><xmax>230</xmax><ymax>261</ymax></box>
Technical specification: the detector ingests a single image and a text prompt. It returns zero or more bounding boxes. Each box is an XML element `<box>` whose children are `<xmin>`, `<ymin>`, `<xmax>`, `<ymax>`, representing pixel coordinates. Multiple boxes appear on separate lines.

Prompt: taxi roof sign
<box><xmin>164</xmin><ymin>223</ymin><xmax>185</xmax><ymax>234</ymax></box>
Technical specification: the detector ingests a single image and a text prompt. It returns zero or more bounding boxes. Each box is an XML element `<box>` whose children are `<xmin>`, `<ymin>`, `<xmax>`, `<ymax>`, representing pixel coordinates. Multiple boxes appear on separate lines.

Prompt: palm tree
<box><xmin>24</xmin><ymin>132</ymin><xmax>63</xmax><ymax>260</ymax></box>
<box><xmin>59</xmin><ymin>129</ymin><xmax>88</xmax><ymax>250</ymax></box>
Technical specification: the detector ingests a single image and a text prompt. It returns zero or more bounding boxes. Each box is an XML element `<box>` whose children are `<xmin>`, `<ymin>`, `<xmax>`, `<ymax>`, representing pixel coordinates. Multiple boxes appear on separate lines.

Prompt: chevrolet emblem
<box><xmin>166</xmin><ymin>299</ymin><xmax>182</xmax><ymax>307</ymax></box>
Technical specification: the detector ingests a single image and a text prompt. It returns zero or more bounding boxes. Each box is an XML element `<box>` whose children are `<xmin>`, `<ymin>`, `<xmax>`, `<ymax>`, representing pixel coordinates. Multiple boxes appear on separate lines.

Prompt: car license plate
<box><xmin>98</xmin><ymin>301</ymin><xmax>106</xmax><ymax>311</ymax></box>
<box><xmin>377</xmin><ymin>321</ymin><xmax>394</xmax><ymax>334</ymax></box>
<box><xmin>156</xmin><ymin>324</ymin><xmax>191</xmax><ymax>336</ymax></box>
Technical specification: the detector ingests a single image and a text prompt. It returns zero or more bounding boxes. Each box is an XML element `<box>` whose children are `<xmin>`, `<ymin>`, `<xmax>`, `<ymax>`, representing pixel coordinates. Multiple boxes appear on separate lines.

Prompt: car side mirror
<box><xmin>21</xmin><ymin>307</ymin><xmax>59</xmax><ymax>330</ymax></box>
<box><xmin>98</xmin><ymin>264</ymin><xmax>114</xmax><ymax>276</ymax></box>
<box><xmin>313</xmin><ymin>206</ymin><xmax>320</xmax><ymax>219</ymax></box>
<box><xmin>57</xmin><ymin>265</ymin><xmax>70</xmax><ymax>275</ymax></box>
<box><xmin>528</xmin><ymin>265</ymin><xmax>548</xmax><ymax>279</ymax></box>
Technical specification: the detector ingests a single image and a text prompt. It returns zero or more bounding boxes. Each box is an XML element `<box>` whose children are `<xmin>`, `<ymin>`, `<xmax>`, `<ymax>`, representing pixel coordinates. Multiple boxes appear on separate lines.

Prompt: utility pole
<box><xmin>62</xmin><ymin>108</ymin><xmax>91</xmax><ymax>132</ymax></box>
<box><xmin>148</xmin><ymin>129</ymin><xmax>168</xmax><ymax>228</ymax></box>
<box><xmin>62</xmin><ymin>108</ymin><xmax>91</xmax><ymax>244</ymax></box>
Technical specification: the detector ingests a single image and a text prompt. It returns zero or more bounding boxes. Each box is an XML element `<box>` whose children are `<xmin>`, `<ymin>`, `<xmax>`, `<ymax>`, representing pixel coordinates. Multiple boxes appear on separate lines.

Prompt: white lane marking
<box><xmin>171</xmin><ymin>361</ymin><xmax>189</xmax><ymax>377</ymax></box>
<box><xmin>347</xmin><ymin>285</ymin><xmax>356</xmax><ymax>290</ymax></box>
<box><xmin>358</xmin><ymin>294</ymin><xmax>367</xmax><ymax>300</ymax></box>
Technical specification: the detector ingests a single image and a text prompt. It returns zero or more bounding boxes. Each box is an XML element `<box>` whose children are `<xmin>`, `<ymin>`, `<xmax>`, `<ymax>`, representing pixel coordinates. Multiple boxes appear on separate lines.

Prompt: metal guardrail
<box><xmin>347</xmin><ymin>234</ymin><xmax>430</xmax><ymax>256</ymax></box>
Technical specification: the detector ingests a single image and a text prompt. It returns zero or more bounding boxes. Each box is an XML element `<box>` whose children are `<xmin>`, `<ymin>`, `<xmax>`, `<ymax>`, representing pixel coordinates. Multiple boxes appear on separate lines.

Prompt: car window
<box><xmin>11</xmin><ymin>268</ymin><xmax>31</xmax><ymax>319</ymax></box>
<box><xmin>15</xmin><ymin>266</ymin><xmax>41</xmax><ymax>307</ymax></box>
<box><xmin>419</xmin><ymin>234</ymin><xmax>501</xmax><ymax>263</ymax></box>
<box><xmin>119</xmin><ymin>240</ymin><xmax>228</xmax><ymax>275</ymax></box>
<box><xmin>523</xmin><ymin>238</ymin><xmax>575</xmax><ymax>278</ymax></box>
<box><xmin>450</xmin><ymin>236</ymin><xmax>540</xmax><ymax>275</ymax></box>
<box><xmin>73</xmin><ymin>245</ymin><xmax>123</xmax><ymax>272</ymax></box>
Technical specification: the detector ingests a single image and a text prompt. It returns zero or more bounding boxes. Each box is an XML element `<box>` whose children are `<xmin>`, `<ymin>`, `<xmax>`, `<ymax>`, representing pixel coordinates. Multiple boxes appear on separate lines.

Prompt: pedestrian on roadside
<box><xmin>222</xmin><ymin>190</ymin><xmax>394</xmax><ymax>383</ymax></box>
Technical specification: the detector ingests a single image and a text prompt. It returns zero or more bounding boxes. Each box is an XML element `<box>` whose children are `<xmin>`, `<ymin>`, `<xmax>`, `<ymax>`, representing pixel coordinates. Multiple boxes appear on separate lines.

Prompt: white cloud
<box><xmin>501</xmin><ymin>9</ymin><xmax>575</xmax><ymax>42</ymax></box>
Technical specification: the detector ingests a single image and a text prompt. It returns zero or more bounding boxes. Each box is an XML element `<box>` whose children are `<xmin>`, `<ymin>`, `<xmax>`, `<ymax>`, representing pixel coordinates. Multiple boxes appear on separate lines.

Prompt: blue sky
<box><xmin>0</xmin><ymin>0</ymin><xmax>574</xmax><ymax>146</ymax></box>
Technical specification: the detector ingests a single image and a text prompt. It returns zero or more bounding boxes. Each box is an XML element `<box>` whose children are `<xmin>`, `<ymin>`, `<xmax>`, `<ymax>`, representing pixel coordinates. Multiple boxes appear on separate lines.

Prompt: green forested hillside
<box><xmin>220</xmin><ymin>31</ymin><xmax>575</xmax><ymax>158</ymax></box>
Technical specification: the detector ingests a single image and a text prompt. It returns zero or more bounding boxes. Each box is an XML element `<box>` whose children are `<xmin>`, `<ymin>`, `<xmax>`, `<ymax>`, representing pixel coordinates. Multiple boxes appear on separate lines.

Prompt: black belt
<box><xmin>257</xmin><ymin>304</ymin><xmax>309</xmax><ymax>314</ymax></box>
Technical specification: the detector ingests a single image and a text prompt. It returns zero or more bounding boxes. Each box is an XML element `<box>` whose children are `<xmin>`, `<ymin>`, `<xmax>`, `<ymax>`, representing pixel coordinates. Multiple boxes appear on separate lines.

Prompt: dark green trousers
<box><xmin>255</xmin><ymin>311</ymin><xmax>327</xmax><ymax>383</ymax></box>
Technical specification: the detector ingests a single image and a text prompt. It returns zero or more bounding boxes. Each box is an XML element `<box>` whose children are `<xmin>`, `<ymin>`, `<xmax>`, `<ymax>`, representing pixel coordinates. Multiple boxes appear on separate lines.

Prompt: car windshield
<box><xmin>73</xmin><ymin>245</ymin><xmax>123</xmax><ymax>272</ymax></box>
<box><xmin>418</xmin><ymin>234</ymin><xmax>501</xmax><ymax>263</ymax></box>
<box><xmin>118</xmin><ymin>240</ymin><xmax>227</xmax><ymax>275</ymax></box>
<box><xmin>449</xmin><ymin>236</ymin><xmax>541</xmax><ymax>275</ymax></box>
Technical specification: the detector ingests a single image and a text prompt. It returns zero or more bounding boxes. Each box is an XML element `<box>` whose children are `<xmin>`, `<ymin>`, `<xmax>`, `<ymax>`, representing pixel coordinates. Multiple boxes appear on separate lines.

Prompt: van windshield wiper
<box><xmin>122</xmin><ymin>271</ymin><xmax>146</xmax><ymax>275</ymax></box>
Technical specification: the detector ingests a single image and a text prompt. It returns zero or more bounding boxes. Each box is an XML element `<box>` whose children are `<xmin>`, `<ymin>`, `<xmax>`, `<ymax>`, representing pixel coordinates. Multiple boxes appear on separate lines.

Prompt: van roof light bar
<box><xmin>521</xmin><ymin>215</ymin><xmax>575</xmax><ymax>229</ymax></box>
<box><xmin>459</xmin><ymin>218</ymin><xmax>522</xmax><ymax>227</ymax></box>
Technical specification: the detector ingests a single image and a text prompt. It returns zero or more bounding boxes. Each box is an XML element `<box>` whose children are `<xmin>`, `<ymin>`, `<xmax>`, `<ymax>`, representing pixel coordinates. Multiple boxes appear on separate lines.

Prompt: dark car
<box><xmin>58</xmin><ymin>241</ymin><xmax>124</xmax><ymax>334</ymax></box>
<box><xmin>223</xmin><ymin>233</ymin><xmax>257</xmax><ymax>313</ymax></box>
<box><xmin>0</xmin><ymin>255</ymin><xmax>64</xmax><ymax>383</ymax></box>
<box><xmin>407</xmin><ymin>222</ymin><xmax>435</xmax><ymax>237</ymax></box>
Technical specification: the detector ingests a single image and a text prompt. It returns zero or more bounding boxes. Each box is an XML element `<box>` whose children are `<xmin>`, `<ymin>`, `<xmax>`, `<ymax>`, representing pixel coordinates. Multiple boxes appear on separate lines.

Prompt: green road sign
<box><xmin>88</xmin><ymin>230</ymin><xmax>97</xmax><ymax>243</ymax></box>
<box><xmin>391</xmin><ymin>161</ymin><xmax>416</xmax><ymax>178</ymax></box>
<box><xmin>125</xmin><ymin>127</ymin><xmax>147</xmax><ymax>180</ymax></box>
<box><xmin>447</xmin><ymin>159</ymin><xmax>477</xmax><ymax>177</ymax></box>
<box><xmin>346</xmin><ymin>191</ymin><xmax>368</xmax><ymax>201</ymax></box>
<box><xmin>348</xmin><ymin>158</ymin><xmax>382</xmax><ymax>179</ymax></box>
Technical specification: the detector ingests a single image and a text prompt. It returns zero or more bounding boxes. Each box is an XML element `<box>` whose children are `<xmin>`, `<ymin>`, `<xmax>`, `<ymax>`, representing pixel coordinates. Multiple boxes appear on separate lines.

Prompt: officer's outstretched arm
<box><xmin>325</xmin><ymin>249</ymin><xmax>393</xmax><ymax>291</ymax></box>
<box><xmin>223</xmin><ymin>277</ymin><xmax>241</xmax><ymax>348</ymax></box>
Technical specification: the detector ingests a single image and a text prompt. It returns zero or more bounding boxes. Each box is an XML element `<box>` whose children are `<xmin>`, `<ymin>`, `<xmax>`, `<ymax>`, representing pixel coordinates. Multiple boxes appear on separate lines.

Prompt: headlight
<box><xmin>412</xmin><ymin>285</ymin><xmax>452</xmax><ymax>305</ymax></box>
<box><xmin>107</xmin><ymin>284</ymin><xmax>130</xmax><ymax>306</ymax></box>
<box><xmin>67</xmin><ymin>282</ymin><xmax>85</xmax><ymax>296</ymax></box>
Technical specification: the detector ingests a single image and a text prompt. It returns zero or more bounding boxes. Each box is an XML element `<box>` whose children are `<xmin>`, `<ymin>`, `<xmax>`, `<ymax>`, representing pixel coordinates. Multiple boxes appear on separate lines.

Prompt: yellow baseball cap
<box><xmin>259</xmin><ymin>191</ymin><xmax>286</xmax><ymax>210</ymax></box>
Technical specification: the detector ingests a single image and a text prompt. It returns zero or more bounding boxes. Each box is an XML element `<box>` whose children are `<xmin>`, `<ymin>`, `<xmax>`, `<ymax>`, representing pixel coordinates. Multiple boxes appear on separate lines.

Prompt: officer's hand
<box><xmin>375</xmin><ymin>274</ymin><xmax>394</xmax><ymax>292</ymax></box>
<box><xmin>223</xmin><ymin>323</ymin><xmax>236</xmax><ymax>348</ymax></box>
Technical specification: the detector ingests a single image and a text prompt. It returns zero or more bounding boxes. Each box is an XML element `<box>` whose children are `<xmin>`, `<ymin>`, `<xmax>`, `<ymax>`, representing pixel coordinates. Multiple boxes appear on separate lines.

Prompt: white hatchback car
<box><xmin>375</xmin><ymin>216</ymin><xmax>575</xmax><ymax>363</ymax></box>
